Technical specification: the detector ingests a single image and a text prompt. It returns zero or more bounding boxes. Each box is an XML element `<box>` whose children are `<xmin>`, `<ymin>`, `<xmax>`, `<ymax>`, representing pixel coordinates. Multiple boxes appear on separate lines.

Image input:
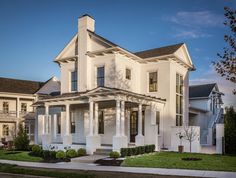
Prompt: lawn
<box><xmin>0</xmin><ymin>150</ymin><xmax>42</xmax><ymax>162</ymax></box>
<box><xmin>122</xmin><ymin>151</ymin><xmax>236</xmax><ymax>172</ymax></box>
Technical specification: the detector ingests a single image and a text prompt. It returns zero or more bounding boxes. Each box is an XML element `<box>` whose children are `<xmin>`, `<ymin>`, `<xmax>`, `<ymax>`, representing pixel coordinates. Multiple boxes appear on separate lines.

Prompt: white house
<box><xmin>189</xmin><ymin>83</ymin><xmax>224</xmax><ymax>146</ymax></box>
<box><xmin>0</xmin><ymin>77</ymin><xmax>60</xmax><ymax>143</ymax></box>
<box><xmin>35</xmin><ymin>14</ymin><xmax>198</xmax><ymax>154</ymax></box>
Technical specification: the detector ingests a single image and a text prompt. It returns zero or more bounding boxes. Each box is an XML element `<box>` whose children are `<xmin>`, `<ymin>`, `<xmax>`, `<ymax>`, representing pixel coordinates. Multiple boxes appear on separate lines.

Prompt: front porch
<box><xmin>36</xmin><ymin>87</ymin><xmax>165</xmax><ymax>154</ymax></box>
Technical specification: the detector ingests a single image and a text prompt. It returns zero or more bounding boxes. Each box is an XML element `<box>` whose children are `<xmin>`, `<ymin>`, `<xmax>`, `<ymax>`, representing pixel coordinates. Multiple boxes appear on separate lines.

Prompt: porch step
<box><xmin>94</xmin><ymin>148</ymin><xmax>112</xmax><ymax>155</ymax></box>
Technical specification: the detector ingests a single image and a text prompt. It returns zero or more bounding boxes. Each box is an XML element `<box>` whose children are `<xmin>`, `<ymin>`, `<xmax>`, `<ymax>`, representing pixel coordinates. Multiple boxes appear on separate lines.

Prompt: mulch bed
<box><xmin>42</xmin><ymin>158</ymin><xmax>71</xmax><ymax>163</ymax></box>
<box><xmin>94</xmin><ymin>158</ymin><xmax>124</xmax><ymax>166</ymax></box>
<box><xmin>181</xmin><ymin>157</ymin><xmax>202</xmax><ymax>161</ymax></box>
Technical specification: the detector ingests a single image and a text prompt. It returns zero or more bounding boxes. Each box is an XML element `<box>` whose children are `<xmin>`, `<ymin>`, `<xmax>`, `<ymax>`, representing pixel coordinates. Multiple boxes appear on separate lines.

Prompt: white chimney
<box><xmin>78</xmin><ymin>14</ymin><xmax>95</xmax><ymax>91</ymax></box>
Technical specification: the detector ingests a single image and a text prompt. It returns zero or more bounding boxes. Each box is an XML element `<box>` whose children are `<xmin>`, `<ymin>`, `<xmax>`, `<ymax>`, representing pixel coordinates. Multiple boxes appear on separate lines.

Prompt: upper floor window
<box><xmin>149</xmin><ymin>72</ymin><xmax>158</xmax><ymax>92</ymax></box>
<box><xmin>98</xmin><ymin>111</ymin><xmax>104</xmax><ymax>134</ymax></box>
<box><xmin>71</xmin><ymin>71</ymin><xmax>77</xmax><ymax>92</ymax></box>
<box><xmin>176</xmin><ymin>73</ymin><xmax>183</xmax><ymax>126</ymax></box>
<box><xmin>126</xmin><ymin>68</ymin><xmax>131</xmax><ymax>80</ymax></box>
<box><xmin>3</xmin><ymin>102</ymin><xmax>9</xmax><ymax>113</ymax></box>
<box><xmin>2</xmin><ymin>125</ymin><xmax>9</xmax><ymax>136</ymax></box>
<box><xmin>97</xmin><ymin>66</ymin><xmax>105</xmax><ymax>87</ymax></box>
<box><xmin>21</xmin><ymin>103</ymin><xmax>27</xmax><ymax>113</ymax></box>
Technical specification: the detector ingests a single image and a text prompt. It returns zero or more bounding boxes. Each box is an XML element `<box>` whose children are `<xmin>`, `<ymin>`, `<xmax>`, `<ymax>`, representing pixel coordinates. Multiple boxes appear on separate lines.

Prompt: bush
<box><xmin>31</xmin><ymin>145</ymin><xmax>42</xmax><ymax>157</ymax></box>
<box><xmin>77</xmin><ymin>148</ymin><xmax>86</xmax><ymax>157</ymax></box>
<box><xmin>56</xmin><ymin>151</ymin><xmax>66</xmax><ymax>159</ymax></box>
<box><xmin>42</xmin><ymin>150</ymin><xmax>50</xmax><ymax>160</ymax></box>
<box><xmin>109</xmin><ymin>151</ymin><xmax>120</xmax><ymax>158</ymax></box>
<box><xmin>66</xmin><ymin>149</ymin><xmax>77</xmax><ymax>158</ymax></box>
<box><xmin>13</xmin><ymin>124</ymin><xmax>30</xmax><ymax>151</ymax></box>
<box><xmin>120</xmin><ymin>144</ymin><xmax>156</xmax><ymax>157</ymax></box>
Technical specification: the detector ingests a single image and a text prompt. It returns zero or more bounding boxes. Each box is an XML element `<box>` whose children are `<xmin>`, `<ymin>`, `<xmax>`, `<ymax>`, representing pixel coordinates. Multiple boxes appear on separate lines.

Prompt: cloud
<box><xmin>190</xmin><ymin>67</ymin><xmax>236</xmax><ymax>109</ymax></box>
<box><xmin>166</xmin><ymin>11</ymin><xmax>224</xmax><ymax>28</ymax></box>
<box><xmin>174</xmin><ymin>29</ymin><xmax>212</xmax><ymax>39</ymax></box>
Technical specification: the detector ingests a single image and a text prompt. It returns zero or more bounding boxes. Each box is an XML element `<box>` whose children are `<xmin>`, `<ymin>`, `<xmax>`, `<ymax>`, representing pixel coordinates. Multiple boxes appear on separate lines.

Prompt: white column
<box><xmin>120</xmin><ymin>100</ymin><xmax>125</xmax><ymax>136</ymax></box>
<box><xmin>138</xmin><ymin>103</ymin><xmax>143</xmax><ymax>136</ymax></box>
<box><xmin>94</xmin><ymin>103</ymin><xmax>99</xmax><ymax>135</ymax></box>
<box><xmin>89</xmin><ymin>101</ymin><xmax>94</xmax><ymax>136</ymax></box>
<box><xmin>53</xmin><ymin>114</ymin><xmax>57</xmax><ymax>139</ymax></box>
<box><xmin>65</xmin><ymin>104</ymin><xmax>70</xmax><ymax>135</ymax></box>
<box><xmin>16</xmin><ymin>97</ymin><xmax>20</xmax><ymax>118</ymax></box>
<box><xmin>116</xmin><ymin>100</ymin><xmax>121</xmax><ymax>136</ymax></box>
<box><xmin>45</xmin><ymin>105</ymin><xmax>49</xmax><ymax>134</ymax></box>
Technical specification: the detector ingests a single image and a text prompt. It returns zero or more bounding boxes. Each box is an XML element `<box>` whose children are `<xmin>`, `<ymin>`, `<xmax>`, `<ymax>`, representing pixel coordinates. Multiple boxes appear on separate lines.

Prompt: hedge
<box><xmin>120</xmin><ymin>144</ymin><xmax>155</xmax><ymax>157</ymax></box>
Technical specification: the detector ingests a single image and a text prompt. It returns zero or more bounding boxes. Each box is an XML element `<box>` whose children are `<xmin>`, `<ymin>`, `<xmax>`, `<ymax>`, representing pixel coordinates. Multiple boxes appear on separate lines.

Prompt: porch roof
<box><xmin>33</xmin><ymin>87</ymin><xmax>166</xmax><ymax>106</ymax></box>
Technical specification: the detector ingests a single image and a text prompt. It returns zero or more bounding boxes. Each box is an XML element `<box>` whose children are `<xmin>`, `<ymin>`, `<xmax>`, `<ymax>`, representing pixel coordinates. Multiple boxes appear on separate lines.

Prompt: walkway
<box><xmin>0</xmin><ymin>159</ymin><xmax>236</xmax><ymax>178</ymax></box>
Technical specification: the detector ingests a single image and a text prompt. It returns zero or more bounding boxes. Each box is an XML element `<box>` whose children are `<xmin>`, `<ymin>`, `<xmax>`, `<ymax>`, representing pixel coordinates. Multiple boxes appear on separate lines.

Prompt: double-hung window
<box><xmin>21</xmin><ymin>103</ymin><xmax>27</xmax><ymax>113</ymax></box>
<box><xmin>97</xmin><ymin>66</ymin><xmax>105</xmax><ymax>87</ymax></box>
<box><xmin>2</xmin><ymin>125</ymin><xmax>9</xmax><ymax>136</ymax></box>
<box><xmin>126</xmin><ymin>68</ymin><xmax>131</xmax><ymax>80</ymax></box>
<box><xmin>3</xmin><ymin>102</ymin><xmax>9</xmax><ymax>113</ymax></box>
<box><xmin>149</xmin><ymin>72</ymin><xmax>158</xmax><ymax>92</ymax></box>
<box><xmin>71</xmin><ymin>71</ymin><xmax>77</xmax><ymax>92</ymax></box>
<box><xmin>176</xmin><ymin>73</ymin><xmax>183</xmax><ymax>126</ymax></box>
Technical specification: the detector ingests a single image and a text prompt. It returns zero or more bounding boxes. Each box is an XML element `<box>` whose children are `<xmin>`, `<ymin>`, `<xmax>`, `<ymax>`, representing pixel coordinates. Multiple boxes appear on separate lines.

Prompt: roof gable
<box><xmin>189</xmin><ymin>83</ymin><xmax>216</xmax><ymax>98</ymax></box>
<box><xmin>174</xmin><ymin>44</ymin><xmax>193</xmax><ymax>67</ymax></box>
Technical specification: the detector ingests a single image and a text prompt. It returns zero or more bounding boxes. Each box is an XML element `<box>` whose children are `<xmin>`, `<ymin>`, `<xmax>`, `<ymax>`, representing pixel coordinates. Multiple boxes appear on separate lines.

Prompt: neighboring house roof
<box><xmin>189</xmin><ymin>83</ymin><xmax>217</xmax><ymax>98</ymax></box>
<box><xmin>134</xmin><ymin>43</ymin><xmax>184</xmax><ymax>59</ymax></box>
<box><xmin>0</xmin><ymin>77</ymin><xmax>44</xmax><ymax>94</ymax></box>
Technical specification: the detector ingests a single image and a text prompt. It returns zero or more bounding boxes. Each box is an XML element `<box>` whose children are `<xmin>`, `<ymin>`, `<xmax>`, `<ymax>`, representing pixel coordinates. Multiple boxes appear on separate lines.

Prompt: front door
<box><xmin>130</xmin><ymin>111</ymin><xmax>138</xmax><ymax>142</ymax></box>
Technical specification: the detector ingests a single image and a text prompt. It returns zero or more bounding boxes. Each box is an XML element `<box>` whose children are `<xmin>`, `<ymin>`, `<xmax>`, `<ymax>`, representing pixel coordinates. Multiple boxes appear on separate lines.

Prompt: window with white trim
<box><xmin>70</xmin><ymin>112</ymin><xmax>75</xmax><ymax>134</ymax></box>
<box><xmin>97</xmin><ymin>66</ymin><xmax>105</xmax><ymax>87</ymax></box>
<box><xmin>2</xmin><ymin>125</ymin><xmax>9</xmax><ymax>136</ymax></box>
<box><xmin>98</xmin><ymin>111</ymin><xmax>104</xmax><ymax>134</ymax></box>
<box><xmin>126</xmin><ymin>68</ymin><xmax>131</xmax><ymax>80</ymax></box>
<box><xmin>21</xmin><ymin>103</ymin><xmax>27</xmax><ymax>113</ymax></box>
<box><xmin>176</xmin><ymin>73</ymin><xmax>183</xmax><ymax>126</ymax></box>
<box><xmin>3</xmin><ymin>102</ymin><xmax>9</xmax><ymax>113</ymax></box>
<box><xmin>57</xmin><ymin>114</ymin><xmax>61</xmax><ymax>134</ymax></box>
<box><xmin>149</xmin><ymin>72</ymin><xmax>158</xmax><ymax>92</ymax></box>
<box><xmin>156</xmin><ymin>111</ymin><xmax>160</xmax><ymax>134</ymax></box>
<box><xmin>71</xmin><ymin>71</ymin><xmax>77</xmax><ymax>91</ymax></box>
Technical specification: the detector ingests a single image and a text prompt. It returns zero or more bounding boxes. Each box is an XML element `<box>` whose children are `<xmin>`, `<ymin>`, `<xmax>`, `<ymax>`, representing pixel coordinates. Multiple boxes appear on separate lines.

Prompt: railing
<box><xmin>209</xmin><ymin>108</ymin><xmax>223</xmax><ymax>128</ymax></box>
<box><xmin>0</xmin><ymin>111</ymin><xmax>17</xmax><ymax>117</ymax></box>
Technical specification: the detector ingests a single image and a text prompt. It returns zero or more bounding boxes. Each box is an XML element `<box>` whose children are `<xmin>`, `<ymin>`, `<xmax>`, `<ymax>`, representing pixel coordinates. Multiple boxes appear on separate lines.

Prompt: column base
<box><xmin>86</xmin><ymin>135</ymin><xmax>101</xmax><ymax>155</ymax></box>
<box><xmin>63</xmin><ymin>134</ymin><xmax>72</xmax><ymax>145</ymax></box>
<box><xmin>112</xmin><ymin>135</ymin><xmax>128</xmax><ymax>152</ymax></box>
<box><xmin>42</xmin><ymin>134</ymin><xmax>51</xmax><ymax>148</ymax></box>
<box><xmin>135</xmin><ymin>134</ymin><xmax>144</xmax><ymax>146</ymax></box>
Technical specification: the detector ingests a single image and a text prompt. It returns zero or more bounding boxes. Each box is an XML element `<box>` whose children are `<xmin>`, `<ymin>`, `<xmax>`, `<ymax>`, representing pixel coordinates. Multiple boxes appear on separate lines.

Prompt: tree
<box><xmin>224</xmin><ymin>107</ymin><xmax>236</xmax><ymax>154</ymax></box>
<box><xmin>182</xmin><ymin>126</ymin><xmax>199</xmax><ymax>153</ymax></box>
<box><xmin>213</xmin><ymin>7</ymin><xmax>236</xmax><ymax>95</ymax></box>
<box><xmin>13</xmin><ymin>123</ymin><xmax>30</xmax><ymax>151</ymax></box>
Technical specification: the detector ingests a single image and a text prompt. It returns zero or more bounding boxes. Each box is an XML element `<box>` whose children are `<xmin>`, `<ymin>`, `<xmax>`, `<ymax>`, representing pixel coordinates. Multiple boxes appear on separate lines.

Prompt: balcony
<box><xmin>0</xmin><ymin>111</ymin><xmax>17</xmax><ymax>118</ymax></box>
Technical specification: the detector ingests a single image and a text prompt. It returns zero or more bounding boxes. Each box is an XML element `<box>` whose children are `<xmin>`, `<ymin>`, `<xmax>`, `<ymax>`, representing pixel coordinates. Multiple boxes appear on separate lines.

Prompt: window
<box><xmin>70</xmin><ymin>112</ymin><xmax>75</xmax><ymax>134</ymax></box>
<box><xmin>97</xmin><ymin>66</ymin><xmax>105</xmax><ymax>87</ymax></box>
<box><xmin>149</xmin><ymin>72</ymin><xmax>158</xmax><ymax>92</ymax></box>
<box><xmin>98</xmin><ymin>111</ymin><xmax>104</xmax><ymax>134</ymax></box>
<box><xmin>21</xmin><ymin>103</ymin><xmax>27</xmax><ymax>113</ymax></box>
<box><xmin>71</xmin><ymin>71</ymin><xmax>77</xmax><ymax>91</ymax></box>
<box><xmin>156</xmin><ymin>111</ymin><xmax>160</xmax><ymax>134</ymax></box>
<box><xmin>142</xmin><ymin>111</ymin><xmax>145</xmax><ymax>136</ymax></box>
<box><xmin>57</xmin><ymin>114</ymin><xmax>61</xmax><ymax>134</ymax></box>
<box><xmin>3</xmin><ymin>102</ymin><xmax>9</xmax><ymax>113</ymax></box>
<box><xmin>2</xmin><ymin>125</ymin><xmax>9</xmax><ymax>136</ymax></box>
<box><xmin>126</xmin><ymin>68</ymin><xmax>131</xmax><ymax>80</ymax></box>
<box><xmin>176</xmin><ymin>73</ymin><xmax>183</xmax><ymax>126</ymax></box>
<box><xmin>25</xmin><ymin>124</ymin><xmax>29</xmax><ymax>134</ymax></box>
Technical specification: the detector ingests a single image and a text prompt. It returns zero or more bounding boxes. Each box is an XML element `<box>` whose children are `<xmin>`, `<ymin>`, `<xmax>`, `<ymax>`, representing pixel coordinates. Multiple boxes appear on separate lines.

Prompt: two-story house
<box><xmin>0</xmin><ymin>77</ymin><xmax>60</xmax><ymax>143</ymax></box>
<box><xmin>35</xmin><ymin>14</ymin><xmax>195</xmax><ymax>154</ymax></box>
<box><xmin>189</xmin><ymin>83</ymin><xmax>224</xmax><ymax>146</ymax></box>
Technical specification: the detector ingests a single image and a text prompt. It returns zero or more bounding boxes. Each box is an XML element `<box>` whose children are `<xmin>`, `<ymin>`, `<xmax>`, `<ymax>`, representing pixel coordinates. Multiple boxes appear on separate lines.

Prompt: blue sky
<box><xmin>0</xmin><ymin>0</ymin><xmax>235</xmax><ymax>107</ymax></box>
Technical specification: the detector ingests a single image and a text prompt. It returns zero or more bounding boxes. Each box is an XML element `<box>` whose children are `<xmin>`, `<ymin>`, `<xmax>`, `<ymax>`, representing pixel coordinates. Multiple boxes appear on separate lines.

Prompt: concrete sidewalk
<box><xmin>0</xmin><ymin>159</ymin><xmax>236</xmax><ymax>178</ymax></box>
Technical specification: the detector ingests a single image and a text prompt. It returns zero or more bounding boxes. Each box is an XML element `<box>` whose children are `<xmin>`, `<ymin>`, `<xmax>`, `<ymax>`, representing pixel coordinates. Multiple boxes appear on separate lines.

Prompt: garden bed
<box><xmin>94</xmin><ymin>157</ymin><xmax>125</xmax><ymax>166</ymax></box>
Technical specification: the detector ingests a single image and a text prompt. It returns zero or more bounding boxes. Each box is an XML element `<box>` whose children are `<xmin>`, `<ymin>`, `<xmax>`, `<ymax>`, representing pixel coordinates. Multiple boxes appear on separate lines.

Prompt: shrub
<box><xmin>42</xmin><ymin>150</ymin><xmax>50</xmax><ymax>160</ymax></box>
<box><xmin>66</xmin><ymin>149</ymin><xmax>77</xmax><ymax>158</ymax></box>
<box><xmin>140</xmin><ymin>146</ymin><xmax>145</xmax><ymax>154</ymax></box>
<box><xmin>13</xmin><ymin>124</ymin><xmax>30</xmax><ymax>151</ymax></box>
<box><xmin>120</xmin><ymin>148</ymin><xmax>127</xmax><ymax>157</ymax></box>
<box><xmin>77</xmin><ymin>148</ymin><xmax>86</xmax><ymax>157</ymax></box>
<box><xmin>120</xmin><ymin>144</ymin><xmax>156</xmax><ymax>157</ymax></box>
<box><xmin>49</xmin><ymin>151</ymin><xmax>57</xmax><ymax>160</ymax></box>
<box><xmin>109</xmin><ymin>151</ymin><xmax>120</xmax><ymax>158</ymax></box>
<box><xmin>56</xmin><ymin>151</ymin><xmax>66</xmax><ymax>159</ymax></box>
<box><xmin>31</xmin><ymin>145</ymin><xmax>42</xmax><ymax>157</ymax></box>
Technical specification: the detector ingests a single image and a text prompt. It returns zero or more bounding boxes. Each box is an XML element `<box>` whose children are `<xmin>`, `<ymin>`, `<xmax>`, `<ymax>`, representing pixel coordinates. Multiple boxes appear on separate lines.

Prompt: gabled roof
<box><xmin>0</xmin><ymin>77</ymin><xmax>44</xmax><ymax>94</ymax></box>
<box><xmin>189</xmin><ymin>83</ymin><xmax>217</xmax><ymax>98</ymax></box>
<box><xmin>134</xmin><ymin>43</ymin><xmax>184</xmax><ymax>59</ymax></box>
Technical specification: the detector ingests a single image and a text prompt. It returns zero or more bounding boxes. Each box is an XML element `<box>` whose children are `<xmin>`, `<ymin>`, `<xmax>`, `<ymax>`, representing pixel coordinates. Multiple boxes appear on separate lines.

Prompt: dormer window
<box><xmin>71</xmin><ymin>71</ymin><xmax>77</xmax><ymax>92</ymax></box>
<box><xmin>97</xmin><ymin>66</ymin><xmax>105</xmax><ymax>87</ymax></box>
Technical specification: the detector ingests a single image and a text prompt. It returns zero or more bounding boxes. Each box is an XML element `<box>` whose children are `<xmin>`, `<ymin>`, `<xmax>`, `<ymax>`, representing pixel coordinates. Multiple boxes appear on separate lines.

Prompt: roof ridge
<box><xmin>0</xmin><ymin>77</ymin><xmax>44</xmax><ymax>84</ymax></box>
<box><xmin>190</xmin><ymin>83</ymin><xmax>216</xmax><ymax>87</ymax></box>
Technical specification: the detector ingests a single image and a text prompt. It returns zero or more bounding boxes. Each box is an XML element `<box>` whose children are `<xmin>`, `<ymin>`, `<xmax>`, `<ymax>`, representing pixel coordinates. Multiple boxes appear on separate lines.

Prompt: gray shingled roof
<box><xmin>134</xmin><ymin>43</ymin><xmax>184</xmax><ymax>58</ymax></box>
<box><xmin>189</xmin><ymin>83</ymin><xmax>216</xmax><ymax>98</ymax></box>
<box><xmin>0</xmin><ymin>77</ymin><xmax>44</xmax><ymax>94</ymax></box>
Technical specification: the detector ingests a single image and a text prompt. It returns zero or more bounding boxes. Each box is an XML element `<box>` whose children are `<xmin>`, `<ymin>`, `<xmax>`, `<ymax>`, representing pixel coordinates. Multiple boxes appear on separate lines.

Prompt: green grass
<box><xmin>0</xmin><ymin>163</ymin><xmax>93</xmax><ymax>178</ymax></box>
<box><xmin>122</xmin><ymin>151</ymin><xmax>236</xmax><ymax>172</ymax></box>
<box><xmin>0</xmin><ymin>150</ymin><xmax>42</xmax><ymax>162</ymax></box>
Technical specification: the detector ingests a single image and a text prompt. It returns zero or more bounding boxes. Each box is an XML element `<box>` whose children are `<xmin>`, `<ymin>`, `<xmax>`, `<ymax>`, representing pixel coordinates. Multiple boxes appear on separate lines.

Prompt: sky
<box><xmin>0</xmin><ymin>0</ymin><xmax>235</xmax><ymax>107</ymax></box>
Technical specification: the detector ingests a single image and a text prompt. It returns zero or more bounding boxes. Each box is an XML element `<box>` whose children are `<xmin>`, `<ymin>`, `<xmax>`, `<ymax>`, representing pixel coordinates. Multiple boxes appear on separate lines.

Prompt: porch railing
<box><xmin>0</xmin><ymin>110</ymin><xmax>17</xmax><ymax>117</ymax></box>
